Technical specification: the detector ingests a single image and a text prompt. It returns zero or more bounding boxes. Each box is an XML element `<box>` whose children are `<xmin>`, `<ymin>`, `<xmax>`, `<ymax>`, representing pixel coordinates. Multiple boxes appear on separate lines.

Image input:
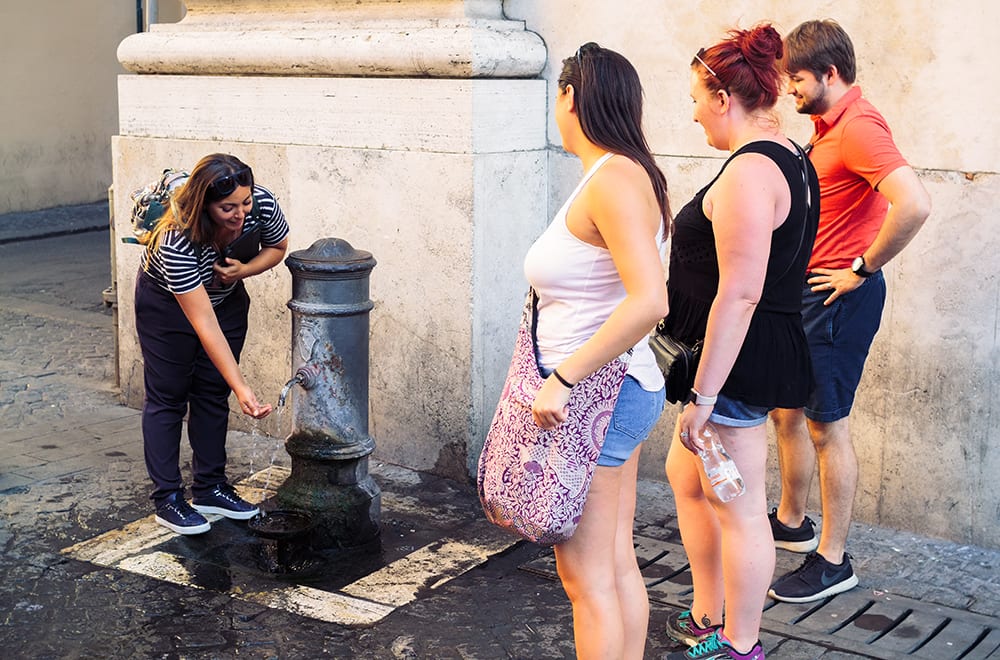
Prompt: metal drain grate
<box><xmin>519</xmin><ymin>535</ymin><xmax>1000</xmax><ymax>659</ymax></box>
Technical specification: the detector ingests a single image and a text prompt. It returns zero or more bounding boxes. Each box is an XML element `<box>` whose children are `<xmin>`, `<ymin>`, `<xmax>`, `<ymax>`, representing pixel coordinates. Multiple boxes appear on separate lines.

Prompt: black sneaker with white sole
<box><xmin>768</xmin><ymin>551</ymin><xmax>858</xmax><ymax>603</ymax></box>
<box><xmin>768</xmin><ymin>507</ymin><xmax>819</xmax><ymax>553</ymax></box>
<box><xmin>192</xmin><ymin>483</ymin><xmax>259</xmax><ymax>520</ymax></box>
<box><xmin>155</xmin><ymin>492</ymin><xmax>211</xmax><ymax>535</ymax></box>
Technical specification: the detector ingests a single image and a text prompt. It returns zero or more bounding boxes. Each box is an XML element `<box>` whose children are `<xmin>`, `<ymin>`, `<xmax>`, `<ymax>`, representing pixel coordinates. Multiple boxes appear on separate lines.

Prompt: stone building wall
<box><xmin>505</xmin><ymin>0</ymin><xmax>999</xmax><ymax>548</ymax></box>
<box><xmin>0</xmin><ymin>1</ymin><xmax>136</xmax><ymax>213</ymax></box>
<box><xmin>108</xmin><ymin>0</ymin><xmax>999</xmax><ymax>548</ymax></box>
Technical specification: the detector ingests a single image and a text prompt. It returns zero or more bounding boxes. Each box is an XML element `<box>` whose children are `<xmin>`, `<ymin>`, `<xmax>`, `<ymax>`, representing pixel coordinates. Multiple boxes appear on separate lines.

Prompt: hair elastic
<box><xmin>552</xmin><ymin>368</ymin><xmax>575</xmax><ymax>389</ymax></box>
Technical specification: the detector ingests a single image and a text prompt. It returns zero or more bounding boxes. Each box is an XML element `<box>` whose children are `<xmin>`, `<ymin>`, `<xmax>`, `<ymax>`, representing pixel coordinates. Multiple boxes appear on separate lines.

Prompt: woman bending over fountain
<box><xmin>134</xmin><ymin>153</ymin><xmax>288</xmax><ymax>535</ymax></box>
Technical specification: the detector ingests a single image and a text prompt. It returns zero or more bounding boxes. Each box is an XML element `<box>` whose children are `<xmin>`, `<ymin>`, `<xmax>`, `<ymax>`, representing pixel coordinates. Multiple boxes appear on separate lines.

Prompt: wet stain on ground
<box><xmin>892</xmin><ymin>624</ymin><xmax>921</xmax><ymax>638</ymax></box>
<box><xmin>222</xmin><ymin>536</ymin><xmax>387</xmax><ymax>588</ymax></box>
<box><xmin>853</xmin><ymin>613</ymin><xmax>894</xmax><ymax>631</ymax></box>
<box><xmin>188</xmin><ymin>559</ymin><xmax>234</xmax><ymax>592</ymax></box>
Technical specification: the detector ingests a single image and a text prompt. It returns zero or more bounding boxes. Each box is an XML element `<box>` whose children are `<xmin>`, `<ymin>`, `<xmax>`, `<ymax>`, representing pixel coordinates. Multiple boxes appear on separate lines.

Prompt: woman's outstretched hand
<box><xmin>235</xmin><ymin>385</ymin><xmax>273</xmax><ymax>419</ymax></box>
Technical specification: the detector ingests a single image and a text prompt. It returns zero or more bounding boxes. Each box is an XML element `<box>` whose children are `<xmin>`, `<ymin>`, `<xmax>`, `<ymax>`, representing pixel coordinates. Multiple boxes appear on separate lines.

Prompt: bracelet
<box><xmin>690</xmin><ymin>388</ymin><xmax>718</xmax><ymax>406</ymax></box>
<box><xmin>552</xmin><ymin>368</ymin><xmax>575</xmax><ymax>389</ymax></box>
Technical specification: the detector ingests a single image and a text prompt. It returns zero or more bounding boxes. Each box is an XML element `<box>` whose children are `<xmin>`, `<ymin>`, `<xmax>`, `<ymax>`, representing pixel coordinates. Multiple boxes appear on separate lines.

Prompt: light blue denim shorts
<box><xmin>598</xmin><ymin>376</ymin><xmax>666</xmax><ymax>467</ymax></box>
<box><xmin>707</xmin><ymin>392</ymin><xmax>772</xmax><ymax>428</ymax></box>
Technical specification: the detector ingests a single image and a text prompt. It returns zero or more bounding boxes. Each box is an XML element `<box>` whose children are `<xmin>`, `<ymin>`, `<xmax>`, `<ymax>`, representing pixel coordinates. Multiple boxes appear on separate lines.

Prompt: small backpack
<box><xmin>123</xmin><ymin>168</ymin><xmax>190</xmax><ymax>245</ymax></box>
<box><xmin>124</xmin><ymin>168</ymin><xmax>262</xmax><ymax>247</ymax></box>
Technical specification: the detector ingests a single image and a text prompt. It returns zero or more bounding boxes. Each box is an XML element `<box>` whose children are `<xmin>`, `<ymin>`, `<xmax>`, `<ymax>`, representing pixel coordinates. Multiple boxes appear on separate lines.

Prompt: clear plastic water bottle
<box><xmin>698</xmin><ymin>423</ymin><xmax>745</xmax><ymax>502</ymax></box>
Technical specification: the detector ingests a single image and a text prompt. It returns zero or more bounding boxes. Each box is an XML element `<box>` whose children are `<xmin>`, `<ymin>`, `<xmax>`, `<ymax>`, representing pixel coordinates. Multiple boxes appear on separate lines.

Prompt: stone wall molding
<box><xmin>118</xmin><ymin>0</ymin><xmax>546</xmax><ymax>78</ymax></box>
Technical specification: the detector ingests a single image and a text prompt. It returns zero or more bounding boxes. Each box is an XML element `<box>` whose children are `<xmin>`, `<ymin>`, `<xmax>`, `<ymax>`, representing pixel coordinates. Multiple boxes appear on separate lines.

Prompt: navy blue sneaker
<box><xmin>768</xmin><ymin>507</ymin><xmax>818</xmax><ymax>553</ymax></box>
<box><xmin>768</xmin><ymin>551</ymin><xmax>858</xmax><ymax>603</ymax></box>
<box><xmin>155</xmin><ymin>492</ymin><xmax>211</xmax><ymax>535</ymax></box>
<box><xmin>192</xmin><ymin>483</ymin><xmax>259</xmax><ymax>520</ymax></box>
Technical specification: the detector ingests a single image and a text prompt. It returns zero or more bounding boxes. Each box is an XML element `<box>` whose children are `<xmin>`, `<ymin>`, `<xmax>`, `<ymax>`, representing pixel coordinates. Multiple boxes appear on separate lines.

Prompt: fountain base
<box><xmin>247</xmin><ymin>509</ymin><xmax>320</xmax><ymax>576</ymax></box>
<box><xmin>276</xmin><ymin>452</ymin><xmax>381</xmax><ymax>550</ymax></box>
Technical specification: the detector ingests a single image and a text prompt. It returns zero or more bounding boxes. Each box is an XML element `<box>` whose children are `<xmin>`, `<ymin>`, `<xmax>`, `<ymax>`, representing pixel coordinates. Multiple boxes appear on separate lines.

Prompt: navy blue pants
<box><xmin>134</xmin><ymin>270</ymin><xmax>250</xmax><ymax>503</ymax></box>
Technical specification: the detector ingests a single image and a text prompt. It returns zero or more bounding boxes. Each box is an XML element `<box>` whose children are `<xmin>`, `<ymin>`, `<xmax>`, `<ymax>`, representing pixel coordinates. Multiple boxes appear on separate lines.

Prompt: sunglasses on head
<box><xmin>207</xmin><ymin>166</ymin><xmax>253</xmax><ymax>199</ymax></box>
<box><xmin>694</xmin><ymin>48</ymin><xmax>720</xmax><ymax>79</ymax></box>
<box><xmin>575</xmin><ymin>42</ymin><xmax>599</xmax><ymax>69</ymax></box>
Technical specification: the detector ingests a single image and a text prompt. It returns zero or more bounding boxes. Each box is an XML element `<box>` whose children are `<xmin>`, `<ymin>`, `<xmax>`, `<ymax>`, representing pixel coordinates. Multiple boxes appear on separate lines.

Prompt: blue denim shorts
<box><xmin>598</xmin><ymin>376</ymin><xmax>666</xmax><ymax>467</ymax></box>
<box><xmin>801</xmin><ymin>271</ymin><xmax>885</xmax><ymax>422</ymax></box>
<box><xmin>708</xmin><ymin>392</ymin><xmax>771</xmax><ymax>428</ymax></box>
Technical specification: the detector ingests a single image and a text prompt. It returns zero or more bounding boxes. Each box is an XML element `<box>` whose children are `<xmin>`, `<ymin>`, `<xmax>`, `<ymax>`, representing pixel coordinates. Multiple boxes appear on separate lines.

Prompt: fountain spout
<box><xmin>278</xmin><ymin>374</ymin><xmax>301</xmax><ymax>408</ymax></box>
<box><xmin>278</xmin><ymin>363</ymin><xmax>324</xmax><ymax>407</ymax></box>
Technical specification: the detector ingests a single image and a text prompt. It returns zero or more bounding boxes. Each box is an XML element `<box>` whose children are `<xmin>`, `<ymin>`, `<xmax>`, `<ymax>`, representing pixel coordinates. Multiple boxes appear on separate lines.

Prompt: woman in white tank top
<box><xmin>522</xmin><ymin>42</ymin><xmax>669</xmax><ymax>659</ymax></box>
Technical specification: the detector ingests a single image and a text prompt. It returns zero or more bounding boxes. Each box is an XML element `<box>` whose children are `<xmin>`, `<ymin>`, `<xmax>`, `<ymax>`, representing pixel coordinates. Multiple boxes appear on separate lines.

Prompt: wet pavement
<box><xmin>1</xmin><ymin>204</ymin><xmax>999</xmax><ymax>659</ymax></box>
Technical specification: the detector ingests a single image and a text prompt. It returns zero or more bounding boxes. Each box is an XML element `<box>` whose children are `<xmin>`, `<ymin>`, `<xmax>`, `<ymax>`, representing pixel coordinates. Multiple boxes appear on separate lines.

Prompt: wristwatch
<box><xmin>690</xmin><ymin>388</ymin><xmax>718</xmax><ymax>406</ymax></box>
<box><xmin>851</xmin><ymin>255</ymin><xmax>874</xmax><ymax>278</ymax></box>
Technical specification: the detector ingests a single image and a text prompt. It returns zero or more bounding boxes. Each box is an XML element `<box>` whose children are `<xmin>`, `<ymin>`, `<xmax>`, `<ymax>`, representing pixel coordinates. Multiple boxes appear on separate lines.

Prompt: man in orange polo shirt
<box><xmin>767</xmin><ymin>20</ymin><xmax>931</xmax><ymax>603</ymax></box>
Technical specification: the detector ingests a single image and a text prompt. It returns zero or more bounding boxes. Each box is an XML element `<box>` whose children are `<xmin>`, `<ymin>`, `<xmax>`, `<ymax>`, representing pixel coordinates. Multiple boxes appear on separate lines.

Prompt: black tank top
<box><xmin>664</xmin><ymin>140</ymin><xmax>820</xmax><ymax>408</ymax></box>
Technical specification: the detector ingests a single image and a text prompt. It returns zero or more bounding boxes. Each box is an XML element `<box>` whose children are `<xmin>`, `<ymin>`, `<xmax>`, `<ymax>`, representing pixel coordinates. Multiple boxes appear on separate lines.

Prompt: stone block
<box><xmin>113</xmin><ymin>76</ymin><xmax>547</xmax><ymax>482</ymax></box>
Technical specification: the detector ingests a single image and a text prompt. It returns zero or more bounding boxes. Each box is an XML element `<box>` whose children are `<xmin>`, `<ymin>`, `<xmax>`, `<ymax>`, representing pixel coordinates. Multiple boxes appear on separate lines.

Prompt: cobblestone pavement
<box><xmin>1</xmin><ymin>220</ymin><xmax>999</xmax><ymax>659</ymax></box>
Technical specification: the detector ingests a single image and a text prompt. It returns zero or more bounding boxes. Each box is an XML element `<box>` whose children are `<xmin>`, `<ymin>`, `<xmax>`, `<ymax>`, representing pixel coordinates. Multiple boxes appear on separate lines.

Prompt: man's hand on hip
<box><xmin>808</xmin><ymin>267</ymin><xmax>864</xmax><ymax>306</ymax></box>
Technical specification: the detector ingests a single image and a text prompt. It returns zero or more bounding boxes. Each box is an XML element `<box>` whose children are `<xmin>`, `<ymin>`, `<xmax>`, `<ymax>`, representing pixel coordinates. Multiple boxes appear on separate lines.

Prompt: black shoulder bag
<box><xmin>649</xmin><ymin>324</ymin><xmax>702</xmax><ymax>404</ymax></box>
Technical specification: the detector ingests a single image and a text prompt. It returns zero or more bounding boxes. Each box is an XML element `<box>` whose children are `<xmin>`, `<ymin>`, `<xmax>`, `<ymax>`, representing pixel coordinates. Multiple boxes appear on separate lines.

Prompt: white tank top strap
<box><xmin>564</xmin><ymin>152</ymin><xmax>615</xmax><ymax>207</ymax></box>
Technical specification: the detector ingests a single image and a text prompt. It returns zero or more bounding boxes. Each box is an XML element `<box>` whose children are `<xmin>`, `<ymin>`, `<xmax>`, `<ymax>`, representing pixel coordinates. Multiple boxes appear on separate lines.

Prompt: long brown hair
<box><xmin>146</xmin><ymin>153</ymin><xmax>254</xmax><ymax>253</ymax></box>
<box><xmin>559</xmin><ymin>42</ymin><xmax>671</xmax><ymax>231</ymax></box>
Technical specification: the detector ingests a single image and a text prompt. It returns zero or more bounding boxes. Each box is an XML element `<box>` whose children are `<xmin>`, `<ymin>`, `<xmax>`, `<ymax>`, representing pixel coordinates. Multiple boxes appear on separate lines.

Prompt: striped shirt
<box><xmin>140</xmin><ymin>185</ymin><xmax>289</xmax><ymax>306</ymax></box>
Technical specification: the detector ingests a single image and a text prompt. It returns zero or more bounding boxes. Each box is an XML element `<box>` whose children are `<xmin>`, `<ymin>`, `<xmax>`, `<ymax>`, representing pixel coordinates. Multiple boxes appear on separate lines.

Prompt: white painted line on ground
<box><xmin>342</xmin><ymin>520</ymin><xmax>517</xmax><ymax>607</ymax></box>
<box><xmin>118</xmin><ymin>550</ymin><xmax>195</xmax><ymax>585</ymax></box>
<box><xmin>242</xmin><ymin>584</ymin><xmax>396</xmax><ymax>626</ymax></box>
<box><xmin>117</xmin><ymin>551</ymin><xmax>395</xmax><ymax>626</ymax></box>
<box><xmin>61</xmin><ymin>476</ymin><xmax>275</xmax><ymax>564</ymax></box>
<box><xmin>60</xmin><ymin>470</ymin><xmax>519</xmax><ymax>625</ymax></box>
<box><xmin>61</xmin><ymin>517</ymin><xmax>178</xmax><ymax>565</ymax></box>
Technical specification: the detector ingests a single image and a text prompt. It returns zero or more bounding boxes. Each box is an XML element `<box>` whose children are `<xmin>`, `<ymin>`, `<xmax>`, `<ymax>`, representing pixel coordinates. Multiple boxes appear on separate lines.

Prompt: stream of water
<box><xmin>246</xmin><ymin>404</ymin><xmax>287</xmax><ymax>503</ymax></box>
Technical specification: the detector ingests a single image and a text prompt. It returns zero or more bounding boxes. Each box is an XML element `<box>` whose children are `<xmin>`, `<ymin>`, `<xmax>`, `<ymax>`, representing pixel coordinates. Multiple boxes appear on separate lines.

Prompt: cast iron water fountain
<box><xmin>248</xmin><ymin>238</ymin><xmax>381</xmax><ymax>568</ymax></box>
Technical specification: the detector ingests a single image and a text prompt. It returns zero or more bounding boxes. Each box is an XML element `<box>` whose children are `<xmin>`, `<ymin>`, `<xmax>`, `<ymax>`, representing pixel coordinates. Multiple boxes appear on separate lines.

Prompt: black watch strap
<box><xmin>852</xmin><ymin>256</ymin><xmax>874</xmax><ymax>278</ymax></box>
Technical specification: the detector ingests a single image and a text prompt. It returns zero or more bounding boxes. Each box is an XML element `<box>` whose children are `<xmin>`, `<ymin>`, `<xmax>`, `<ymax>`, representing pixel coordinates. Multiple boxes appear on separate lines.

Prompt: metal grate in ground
<box><xmin>519</xmin><ymin>535</ymin><xmax>1000</xmax><ymax>659</ymax></box>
